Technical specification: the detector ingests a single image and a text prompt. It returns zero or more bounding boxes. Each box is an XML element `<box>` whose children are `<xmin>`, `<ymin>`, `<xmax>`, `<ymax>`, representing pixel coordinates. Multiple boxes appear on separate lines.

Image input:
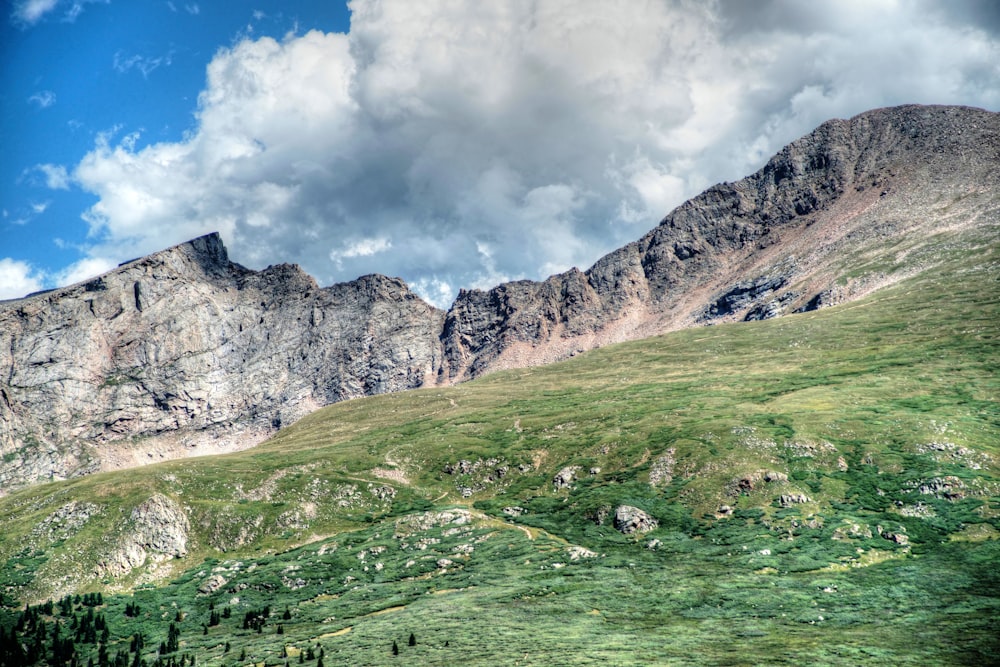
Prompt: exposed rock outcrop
<box><xmin>613</xmin><ymin>505</ymin><xmax>658</xmax><ymax>534</ymax></box>
<box><xmin>1</xmin><ymin>235</ymin><xmax>444</xmax><ymax>492</ymax></box>
<box><xmin>96</xmin><ymin>493</ymin><xmax>190</xmax><ymax>578</ymax></box>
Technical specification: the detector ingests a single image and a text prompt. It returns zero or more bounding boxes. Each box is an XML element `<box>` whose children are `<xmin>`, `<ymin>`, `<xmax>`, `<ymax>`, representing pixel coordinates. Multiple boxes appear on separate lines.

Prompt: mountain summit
<box><xmin>2</xmin><ymin>104</ymin><xmax>998</xmax><ymax>492</ymax></box>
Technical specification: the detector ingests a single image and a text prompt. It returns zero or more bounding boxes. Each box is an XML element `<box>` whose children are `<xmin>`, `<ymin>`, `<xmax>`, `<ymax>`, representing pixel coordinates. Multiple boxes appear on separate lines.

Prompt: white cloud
<box><xmin>11</xmin><ymin>0</ymin><xmax>58</xmax><ymax>25</ymax></box>
<box><xmin>27</xmin><ymin>90</ymin><xmax>56</xmax><ymax>109</ymax></box>
<box><xmin>36</xmin><ymin>163</ymin><xmax>71</xmax><ymax>189</ymax></box>
<box><xmin>0</xmin><ymin>259</ymin><xmax>44</xmax><ymax>300</ymax></box>
<box><xmin>68</xmin><ymin>0</ymin><xmax>1000</xmax><ymax>306</ymax></box>
<box><xmin>11</xmin><ymin>0</ymin><xmax>107</xmax><ymax>25</ymax></box>
<box><xmin>185</xmin><ymin>3</ymin><xmax>199</xmax><ymax>15</ymax></box>
<box><xmin>330</xmin><ymin>236</ymin><xmax>392</xmax><ymax>271</ymax></box>
<box><xmin>55</xmin><ymin>257</ymin><xmax>117</xmax><ymax>287</ymax></box>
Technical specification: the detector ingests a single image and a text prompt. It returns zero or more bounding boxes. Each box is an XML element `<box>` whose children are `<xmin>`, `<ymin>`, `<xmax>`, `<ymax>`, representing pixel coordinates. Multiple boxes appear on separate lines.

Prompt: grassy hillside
<box><xmin>1</xmin><ymin>234</ymin><xmax>998</xmax><ymax>665</ymax></box>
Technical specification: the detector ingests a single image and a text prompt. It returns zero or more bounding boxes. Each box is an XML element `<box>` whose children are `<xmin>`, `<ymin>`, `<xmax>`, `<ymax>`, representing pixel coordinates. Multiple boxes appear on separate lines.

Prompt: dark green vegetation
<box><xmin>2</xmin><ymin>238</ymin><xmax>999</xmax><ymax>665</ymax></box>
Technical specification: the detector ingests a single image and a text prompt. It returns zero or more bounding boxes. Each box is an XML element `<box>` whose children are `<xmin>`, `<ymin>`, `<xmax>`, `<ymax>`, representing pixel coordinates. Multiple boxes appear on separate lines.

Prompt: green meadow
<box><xmin>1</xmin><ymin>239</ymin><xmax>998</xmax><ymax>665</ymax></box>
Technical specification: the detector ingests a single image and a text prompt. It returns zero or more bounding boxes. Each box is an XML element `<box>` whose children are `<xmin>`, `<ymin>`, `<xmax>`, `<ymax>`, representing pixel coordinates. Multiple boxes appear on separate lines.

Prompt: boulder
<box><xmin>612</xmin><ymin>505</ymin><xmax>658</xmax><ymax>534</ymax></box>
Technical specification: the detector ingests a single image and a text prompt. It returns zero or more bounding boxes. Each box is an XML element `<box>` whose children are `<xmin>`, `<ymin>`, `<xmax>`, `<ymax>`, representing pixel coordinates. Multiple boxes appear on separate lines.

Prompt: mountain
<box><xmin>2</xmin><ymin>104</ymin><xmax>998</xmax><ymax>495</ymax></box>
<box><xmin>0</xmin><ymin>104</ymin><xmax>997</xmax><ymax>665</ymax></box>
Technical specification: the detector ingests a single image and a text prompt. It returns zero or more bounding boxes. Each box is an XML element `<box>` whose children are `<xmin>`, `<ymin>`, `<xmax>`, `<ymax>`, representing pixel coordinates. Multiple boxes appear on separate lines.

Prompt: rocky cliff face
<box><xmin>2</xmin><ymin>104</ymin><xmax>998</xmax><ymax>493</ymax></box>
<box><xmin>441</xmin><ymin>105</ymin><xmax>1000</xmax><ymax>378</ymax></box>
<box><xmin>0</xmin><ymin>234</ymin><xmax>444</xmax><ymax>491</ymax></box>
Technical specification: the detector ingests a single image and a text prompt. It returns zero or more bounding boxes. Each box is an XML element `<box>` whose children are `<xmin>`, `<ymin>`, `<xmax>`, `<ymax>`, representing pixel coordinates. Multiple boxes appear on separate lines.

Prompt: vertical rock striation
<box><xmin>0</xmin><ymin>234</ymin><xmax>444</xmax><ymax>491</ymax></box>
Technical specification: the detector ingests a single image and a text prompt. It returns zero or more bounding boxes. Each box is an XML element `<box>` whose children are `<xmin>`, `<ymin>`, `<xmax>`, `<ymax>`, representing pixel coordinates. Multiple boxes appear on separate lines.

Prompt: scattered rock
<box><xmin>780</xmin><ymin>493</ymin><xmax>810</xmax><ymax>506</ymax></box>
<box><xmin>591</xmin><ymin>505</ymin><xmax>612</xmax><ymax>526</ymax></box>
<box><xmin>553</xmin><ymin>466</ymin><xmax>581</xmax><ymax>490</ymax></box>
<box><xmin>612</xmin><ymin>505</ymin><xmax>658</xmax><ymax>534</ymax></box>
<box><xmin>648</xmin><ymin>449</ymin><xmax>675</xmax><ymax>487</ymax></box>
<box><xmin>368</xmin><ymin>485</ymin><xmax>397</xmax><ymax>501</ymax></box>
<box><xmin>443</xmin><ymin>457</ymin><xmax>516</xmax><ymax>495</ymax></box>
<box><xmin>567</xmin><ymin>546</ymin><xmax>598</xmax><ymax>560</ymax></box>
<box><xmin>394</xmin><ymin>509</ymin><xmax>471</xmax><ymax>538</ymax></box>
<box><xmin>915</xmin><ymin>476</ymin><xmax>967</xmax><ymax>500</ymax></box>
<box><xmin>878</xmin><ymin>525</ymin><xmax>910</xmax><ymax>546</ymax></box>
<box><xmin>832</xmin><ymin>523</ymin><xmax>873</xmax><ymax>541</ymax></box>
<box><xmin>502</xmin><ymin>506</ymin><xmax>526</xmax><ymax>517</ymax></box>
<box><xmin>198</xmin><ymin>574</ymin><xmax>227</xmax><ymax>595</ymax></box>
<box><xmin>32</xmin><ymin>501</ymin><xmax>100</xmax><ymax>542</ymax></box>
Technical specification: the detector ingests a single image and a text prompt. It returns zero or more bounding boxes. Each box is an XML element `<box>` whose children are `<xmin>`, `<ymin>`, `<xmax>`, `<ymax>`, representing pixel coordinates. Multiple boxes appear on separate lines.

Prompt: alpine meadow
<box><xmin>1</xmin><ymin>105</ymin><xmax>998</xmax><ymax>666</ymax></box>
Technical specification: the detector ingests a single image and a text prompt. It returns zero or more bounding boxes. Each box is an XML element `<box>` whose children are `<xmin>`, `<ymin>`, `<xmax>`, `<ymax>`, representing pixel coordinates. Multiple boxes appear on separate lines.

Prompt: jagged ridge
<box><xmin>1</xmin><ymin>104</ymin><xmax>998</xmax><ymax>492</ymax></box>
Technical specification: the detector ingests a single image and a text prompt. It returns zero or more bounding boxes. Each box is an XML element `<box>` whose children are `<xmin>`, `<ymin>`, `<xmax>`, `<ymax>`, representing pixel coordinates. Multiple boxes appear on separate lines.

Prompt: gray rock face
<box><xmin>2</xmin><ymin>105</ymin><xmax>999</xmax><ymax>493</ymax></box>
<box><xmin>613</xmin><ymin>505</ymin><xmax>658</xmax><ymax>534</ymax></box>
<box><xmin>96</xmin><ymin>493</ymin><xmax>190</xmax><ymax>578</ymax></box>
<box><xmin>440</xmin><ymin>105</ymin><xmax>1000</xmax><ymax>380</ymax></box>
<box><xmin>1</xmin><ymin>234</ymin><xmax>444</xmax><ymax>492</ymax></box>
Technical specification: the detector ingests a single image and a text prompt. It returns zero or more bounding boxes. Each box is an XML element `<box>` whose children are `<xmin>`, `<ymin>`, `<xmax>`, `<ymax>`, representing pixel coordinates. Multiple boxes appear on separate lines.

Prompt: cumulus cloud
<box><xmin>0</xmin><ymin>259</ymin><xmax>44</xmax><ymax>300</ymax></box>
<box><xmin>68</xmin><ymin>0</ymin><xmax>1000</xmax><ymax>307</ymax></box>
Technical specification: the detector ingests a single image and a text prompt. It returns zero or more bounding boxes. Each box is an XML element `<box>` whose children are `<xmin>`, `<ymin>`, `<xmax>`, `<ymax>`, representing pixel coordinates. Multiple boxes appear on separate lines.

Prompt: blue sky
<box><xmin>3</xmin><ymin>0</ymin><xmax>999</xmax><ymax>305</ymax></box>
<box><xmin>2</xmin><ymin>0</ymin><xmax>349</xmax><ymax>295</ymax></box>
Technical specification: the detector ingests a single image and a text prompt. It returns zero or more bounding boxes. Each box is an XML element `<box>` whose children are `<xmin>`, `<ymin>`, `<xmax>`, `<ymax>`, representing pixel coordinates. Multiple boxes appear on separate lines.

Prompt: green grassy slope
<box><xmin>1</xmin><ymin>235</ymin><xmax>998</xmax><ymax>665</ymax></box>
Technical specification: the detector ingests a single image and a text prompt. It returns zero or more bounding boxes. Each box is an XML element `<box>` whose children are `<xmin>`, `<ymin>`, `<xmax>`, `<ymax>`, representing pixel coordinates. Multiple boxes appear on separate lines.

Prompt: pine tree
<box><xmin>391</xmin><ymin>641</ymin><xmax>398</xmax><ymax>656</ymax></box>
<box><xmin>408</xmin><ymin>633</ymin><xmax>415</xmax><ymax>647</ymax></box>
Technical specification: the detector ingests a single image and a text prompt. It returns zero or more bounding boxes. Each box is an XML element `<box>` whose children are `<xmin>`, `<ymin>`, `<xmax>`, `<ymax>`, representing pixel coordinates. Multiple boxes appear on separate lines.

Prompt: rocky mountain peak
<box><xmin>2</xmin><ymin>104</ymin><xmax>997</xmax><ymax>494</ymax></box>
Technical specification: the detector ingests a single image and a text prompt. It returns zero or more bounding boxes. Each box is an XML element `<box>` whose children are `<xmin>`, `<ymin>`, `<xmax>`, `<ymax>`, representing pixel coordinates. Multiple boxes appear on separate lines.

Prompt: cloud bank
<box><xmin>59</xmin><ymin>0</ymin><xmax>1000</xmax><ymax>307</ymax></box>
